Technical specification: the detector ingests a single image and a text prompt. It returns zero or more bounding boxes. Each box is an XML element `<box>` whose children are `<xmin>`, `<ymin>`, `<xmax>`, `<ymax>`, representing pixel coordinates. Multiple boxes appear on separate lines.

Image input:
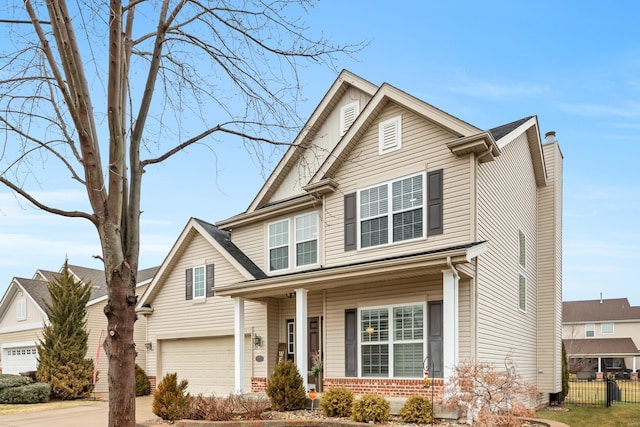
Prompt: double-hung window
<box><xmin>360</xmin><ymin>303</ymin><xmax>424</xmax><ymax>378</ymax></box>
<box><xmin>269</xmin><ymin>219</ymin><xmax>289</xmax><ymax>271</ymax></box>
<box><xmin>359</xmin><ymin>173</ymin><xmax>424</xmax><ymax>249</ymax></box>
<box><xmin>193</xmin><ymin>265</ymin><xmax>205</xmax><ymax>299</ymax></box>
<box><xmin>601</xmin><ymin>322</ymin><xmax>614</xmax><ymax>334</ymax></box>
<box><xmin>269</xmin><ymin>213</ymin><xmax>319</xmax><ymax>272</ymax></box>
<box><xmin>585</xmin><ymin>323</ymin><xmax>595</xmax><ymax>337</ymax></box>
<box><xmin>295</xmin><ymin>213</ymin><xmax>318</xmax><ymax>267</ymax></box>
<box><xmin>517</xmin><ymin>229</ymin><xmax>527</xmax><ymax>312</ymax></box>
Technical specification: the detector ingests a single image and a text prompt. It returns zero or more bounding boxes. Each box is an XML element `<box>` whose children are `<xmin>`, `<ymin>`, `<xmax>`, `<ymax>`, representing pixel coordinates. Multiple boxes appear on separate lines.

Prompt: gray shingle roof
<box><xmin>563</xmin><ymin>298</ymin><xmax>640</xmax><ymax>323</ymax></box>
<box><xmin>488</xmin><ymin>116</ymin><xmax>534</xmax><ymax>141</ymax></box>
<box><xmin>193</xmin><ymin>218</ymin><xmax>267</xmax><ymax>279</ymax></box>
<box><xmin>564</xmin><ymin>338</ymin><xmax>640</xmax><ymax>356</ymax></box>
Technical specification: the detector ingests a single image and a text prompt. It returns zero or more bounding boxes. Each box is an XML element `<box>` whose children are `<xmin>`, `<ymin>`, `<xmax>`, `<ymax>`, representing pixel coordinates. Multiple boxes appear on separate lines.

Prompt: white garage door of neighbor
<box><xmin>161</xmin><ymin>336</ymin><xmax>251</xmax><ymax>396</ymax></box>
<box><xmin>3</xmin><ymin>346</ymin><xmax>38</xmax><ymax>375</ymax></box>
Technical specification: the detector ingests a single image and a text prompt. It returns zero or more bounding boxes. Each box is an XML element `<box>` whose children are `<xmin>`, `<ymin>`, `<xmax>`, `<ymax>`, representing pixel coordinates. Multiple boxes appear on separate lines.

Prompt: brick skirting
<box><xmin>251</xmin><ymin>376</ymin><xmax>444</xmax><ymax>399</ymax></box>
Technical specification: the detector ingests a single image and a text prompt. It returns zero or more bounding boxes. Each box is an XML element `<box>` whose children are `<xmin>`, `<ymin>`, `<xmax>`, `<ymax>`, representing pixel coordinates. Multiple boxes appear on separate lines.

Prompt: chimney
<box><xmin>545</xmin><ymin>131</ymin><xmax>557</xmax><ymax>144</ymax></box>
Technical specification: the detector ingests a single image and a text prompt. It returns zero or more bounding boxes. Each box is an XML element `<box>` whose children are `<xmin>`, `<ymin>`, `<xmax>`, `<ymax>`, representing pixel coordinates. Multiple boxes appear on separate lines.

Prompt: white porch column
<box><xmin>597</xmin><ymin>357</ymin><xmax>602</xmax><ymax>373</ymax></box>
<box><xmin>295</xmin><ymin>288</ymin><xmax>309</xmax><ymax>391</ymax></box>
<box><xmin>634</xmin><ymin>357</ymin><xmax>637</xmax><ymax>372</ymax></box>
<box><xmin>234</xmin><ymin>297</ymin><xmax>245</xmax><ymax>394</ymax></box>
<box><xmin>443</xmin><ymin>268</ymin><xmax>459</xmax><ymax>380</ymax></box>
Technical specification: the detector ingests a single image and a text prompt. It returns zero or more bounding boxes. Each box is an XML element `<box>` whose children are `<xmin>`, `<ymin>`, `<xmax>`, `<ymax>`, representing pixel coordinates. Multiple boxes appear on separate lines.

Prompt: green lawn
<box><xmin>537</xmin><ymin>404</ymin><xmax>640</xmax><ymax>427</ymax></box>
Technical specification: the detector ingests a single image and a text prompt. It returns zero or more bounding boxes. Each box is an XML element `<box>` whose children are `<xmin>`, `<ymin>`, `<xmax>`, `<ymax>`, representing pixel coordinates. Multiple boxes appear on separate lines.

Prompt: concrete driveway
<box><xmin>0</xmin><ymin>396</ymin><xmax>158</xmax><ymax>427</ymax></box>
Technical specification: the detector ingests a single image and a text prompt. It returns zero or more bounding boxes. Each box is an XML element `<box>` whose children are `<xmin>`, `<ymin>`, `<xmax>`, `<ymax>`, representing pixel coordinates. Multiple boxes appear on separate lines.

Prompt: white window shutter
<box><xmin>340</xmin><ymin>101</ymin><xmax>359</xmax><ymax>136</ymax></box>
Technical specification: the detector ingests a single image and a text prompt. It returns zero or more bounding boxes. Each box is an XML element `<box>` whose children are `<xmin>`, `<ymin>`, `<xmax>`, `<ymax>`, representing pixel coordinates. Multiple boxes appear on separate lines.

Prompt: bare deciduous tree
<box><xmin>0</xmin><ymin>1</ymin><xmax>362</xmax><ymax>426</ymax></box>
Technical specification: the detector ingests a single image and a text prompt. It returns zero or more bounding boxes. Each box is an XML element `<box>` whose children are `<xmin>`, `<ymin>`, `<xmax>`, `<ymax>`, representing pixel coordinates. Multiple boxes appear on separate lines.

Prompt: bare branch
<box><xmin>141</xmin><ymin>122</ymin><xmax>290</xmax><ymax>167</ymax></box>
<box><xmin>0</xmin><ymin>176</ymin><xmax>96</xmax><ymax>223</ymax></box>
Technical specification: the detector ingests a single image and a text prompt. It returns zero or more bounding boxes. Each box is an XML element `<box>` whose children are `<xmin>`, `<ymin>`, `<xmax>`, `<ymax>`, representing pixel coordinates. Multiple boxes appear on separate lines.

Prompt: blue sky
<box><xmin>1</xmin><ymin>1</ymin><xmax>639</xmax><ymax>305</ymax></box>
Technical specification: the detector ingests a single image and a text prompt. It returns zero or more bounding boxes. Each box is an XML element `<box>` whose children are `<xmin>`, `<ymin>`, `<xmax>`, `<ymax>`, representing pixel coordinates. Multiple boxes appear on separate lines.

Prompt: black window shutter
<box><xmin>427</xmin><ymin>169</ymin><xmax>443</xmax><ymax>235</ymax></box>
<box><xmin>345</xmin><ymin>308</ymin><xmax>357</xmax><ymax>377</ymax></box>
<box><xmin>185</xmin><ymin>268</ymin><xmax>193</xmax><ymax>300</ymax></box>
<box><xmin>344</xmin><ymin>193</ymin><xmax>357</xmax><ymax>251</ymax></box>
<box><xmin>206</xmin><ymin>264</ymin><xmax>215</xmax><ymax>297</ymax></box>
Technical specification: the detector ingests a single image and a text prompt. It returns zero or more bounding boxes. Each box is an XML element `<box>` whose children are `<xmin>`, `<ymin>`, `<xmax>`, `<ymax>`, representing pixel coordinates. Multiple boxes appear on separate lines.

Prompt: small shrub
<box><xmin>320</xmin><ymin>386</ymin><xmax>354</xmax><ymax>417</ymax></box>
<box><xmin>0</xmin><ymin>374</ymin><xmax>30</xmax><ymax>391</ymax></box>
<box><xmin>0</xmin><ymin>382</ymin><xmax>51</xmax><ymax>404</ymax></box>
<box><xmin>235</xmin><ymin>394</ymin><xmax>271</xmax><ymax>420</ymax></box>
<box><xmin>152</xmin><ymin>372</ymin><xmax>191</xmax><ymax>421</ymax></box>
<box><xmin>44</xmin><ymin>360</ymin><xmax>95</xmax><ymax>400</ymax></box>
<box><xmin>351</xmin><ymin>393</ymin><xmax>390</xmax><ymax>423</ymax></box>
<box><xmin>266</xmin><ymin>360</ymin><xmax>306</xmax><ymax>411</ymax></box>
<box><xmin>189</xmin><ymin>395</ymin><xmax>235</xmax><ymax>421</ymax></box>
<box><xmin>135</xmin><ymin>364</ymin><xmax>151</xmax><ymax>396</ymax></box>
<box><xmin>400</xmin><ymin>395</ymin><xmax>434</xmax><ymax>424</ymax></box>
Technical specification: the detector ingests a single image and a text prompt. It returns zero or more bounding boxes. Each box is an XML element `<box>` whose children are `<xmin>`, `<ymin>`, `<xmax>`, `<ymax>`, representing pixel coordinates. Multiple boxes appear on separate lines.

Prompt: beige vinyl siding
<box><xmin>269</xmin><ymin>87</ymin><xmax>373</xmax><ymax>204</ymax></box>
<box><xmin>476</xmin><ymin>133</ymin><xmax>538</xmax><ymax>383</ymax></box>
<box><xmin>146</xmin><ymin>232</ymin><xmax>266</xmax><ymax>380</ymax></box>
<box><xmin>323</xmin><ymin>103</ymin><xmax>471</xmax><ymax>266</ymax></box>
<box><xmin>536</xmin><ymin>142</ymin><xmax>563</xmax><ymax>394</ymax></box>
<box><xmin>227</xmin><ymin>221</ymin><xmax>264</xmax><ymax>277</ymax></box>
<box><xmin>0</xmin><ymin>291</ymin><xmax>47</xmax><ymax>330</ymax></box>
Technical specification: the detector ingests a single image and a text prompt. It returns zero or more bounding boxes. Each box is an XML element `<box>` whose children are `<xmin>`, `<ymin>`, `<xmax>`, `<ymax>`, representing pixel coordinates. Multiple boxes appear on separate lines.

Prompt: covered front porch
<box><xmin>564</xmin><ymin>338</ymin><xmax>640</xmax><ymax>381</ymax></box>
<box><xmin>217</xmin><ymin>242</ymin><xmax>487</xmax><ymax>396</ymax></box>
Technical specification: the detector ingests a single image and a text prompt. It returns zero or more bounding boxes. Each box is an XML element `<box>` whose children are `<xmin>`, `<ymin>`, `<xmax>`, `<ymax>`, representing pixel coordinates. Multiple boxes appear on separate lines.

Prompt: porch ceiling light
<box><xmin>365</xmin><ymin>326</ymin><xmax>375</xmax><ymax>335</ymax></box>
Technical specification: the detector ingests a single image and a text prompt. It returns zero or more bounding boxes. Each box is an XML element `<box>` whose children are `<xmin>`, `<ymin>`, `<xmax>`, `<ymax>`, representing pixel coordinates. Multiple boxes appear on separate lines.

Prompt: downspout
<box><xmin>446</xmin><ymin>256</ymin><xmax>459</xmax><ymax>279</ymax></box>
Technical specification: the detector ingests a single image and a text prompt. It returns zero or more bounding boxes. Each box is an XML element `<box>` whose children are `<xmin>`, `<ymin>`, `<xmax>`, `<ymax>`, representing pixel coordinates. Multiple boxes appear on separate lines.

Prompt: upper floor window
<box><xmin>518</xmin><ymin>229</ymin><xmax>526</xmax><ymax>269</ymax></box>
<box><xmin>295</xmin><ymin>213</ymin><xmax>318</xmax><ymax>267</ymax></box>
<box><xmin>601</xmin><ymin>323</ymin><xmax>614</xmax><ymax>334</ymax></box>
<box><xmin>359</xmin><ymin>173</ymin><xmax>424</xmax><ymax>249</ymax></box>
<box><xmin>340</xmin><ymin>101</ymin><xmax>360</xmax><ymax>136</ymax></box>
<box><xmin>585</xmin><ymin>323</ymin><xmax>595</xmax><ymax>337</ymax></box>
<box><xmin>379</xmin><ymin>116</ymin><xmax>402</xmax><ymax>154</ymax></box>
<box><xmin>269</xmin><ymin>213</ymin><xmax>319</xmax><ymax>272</ymax></box>
<box><xmin>185</xmin><ymin>264</ymin><xmax>214</xmax><ymax>300</ymax></box>
<box><xmin>17</xmin><ymin>298</ymin><xmax>26</xmax><ymax>321</ymax></box>
<box><xmin>269</xmin><ymin>219</ymin><xmax>290</xmax><ymax>271</ymax></box>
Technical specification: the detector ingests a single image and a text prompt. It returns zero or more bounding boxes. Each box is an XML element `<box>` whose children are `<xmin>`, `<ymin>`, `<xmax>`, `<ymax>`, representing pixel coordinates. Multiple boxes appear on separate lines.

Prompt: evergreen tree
<box><xmin>36</xmin><ymin>261</ymin><xmax>95</xmax><ymax>399</ymax></box>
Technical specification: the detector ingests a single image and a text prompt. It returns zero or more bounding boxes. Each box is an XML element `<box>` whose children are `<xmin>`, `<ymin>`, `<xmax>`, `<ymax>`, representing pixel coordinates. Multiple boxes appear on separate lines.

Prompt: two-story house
<box><xmin>563</xmin><ymin>298</ymin><xmax>640</xmax><ymax>379</ymax></box>
<box><xmin>137</xmin><ymin>70</ymin><xmax>563</xmax><ymax>404</ymax></box>
<box><xmin>0</xmin><ymin>264</ymin><xmax>157</xmax><ymax>394</ymax></box>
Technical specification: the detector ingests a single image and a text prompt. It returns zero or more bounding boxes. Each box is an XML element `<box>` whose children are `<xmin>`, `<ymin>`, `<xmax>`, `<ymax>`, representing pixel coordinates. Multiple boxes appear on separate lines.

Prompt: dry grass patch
<box><xmin>0</xmin><ymin>399</ymin><xmax>95</xmax><ymax>415</ymax></box>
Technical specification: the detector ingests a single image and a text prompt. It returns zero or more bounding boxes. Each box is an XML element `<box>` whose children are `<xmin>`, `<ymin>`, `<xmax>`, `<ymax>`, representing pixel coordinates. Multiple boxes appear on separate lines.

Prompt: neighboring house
<box><xmin>138</xmin><ymin>70</ymin><xmax>563</xmax><ymax>403</ymax></box>
<box><xmin>563</xmin><ymin>298</ymin><xmax>640</xmax><ymax>379</ymax></box>
<box><xmin>0</xmin><ymin>264</ymin><xmax>158</xmax><ymax>393</ymax></box>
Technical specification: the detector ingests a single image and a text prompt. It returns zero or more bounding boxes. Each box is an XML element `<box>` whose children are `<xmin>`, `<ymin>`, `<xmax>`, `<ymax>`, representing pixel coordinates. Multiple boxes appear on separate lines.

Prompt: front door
<box><xmin>307</xmin><ymin>317</ymin><xmax>321</xmax><ymax>388</ymax></box>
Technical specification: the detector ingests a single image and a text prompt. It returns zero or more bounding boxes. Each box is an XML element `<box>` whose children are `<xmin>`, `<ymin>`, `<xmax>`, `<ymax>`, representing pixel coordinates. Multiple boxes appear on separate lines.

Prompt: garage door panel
<box><xmin>160</xmin><ymin>336</ymin><xmax>251</xmax><ymax>396</ymax></box>
<box><xmin>3</xmin><ymin>346</ymin><xmax>39</xmax><ymax>375</ymax></box>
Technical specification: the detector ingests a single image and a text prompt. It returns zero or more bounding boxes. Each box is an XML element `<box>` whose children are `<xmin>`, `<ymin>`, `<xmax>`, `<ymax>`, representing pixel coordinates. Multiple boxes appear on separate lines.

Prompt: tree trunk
<box><xmin>103</xmin><ymin>263</ymin><xmax>137</xmax><ymax>426</ymax></box>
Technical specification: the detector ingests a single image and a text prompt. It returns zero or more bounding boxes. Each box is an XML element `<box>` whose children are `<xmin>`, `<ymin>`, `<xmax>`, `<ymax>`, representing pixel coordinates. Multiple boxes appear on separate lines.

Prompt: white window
<box><xmin>295</xmin><ymin>212</ymin><xmax>318</xmax><ymax>267</ymax></box>
<box><xmin>193</xmin><ymin>265</ymin><xmax>205</xmax><ymax>299</ymax></box>
<box><xmin>518</xmin><ymin>274</ymin><xmax>526</xmax><ymax>312</ymax></box>
<box><xmin>17</xmin><ymin>299</ymin><xmax>26</xmax><ymax>321</ymax></box>
<box><xmin>287</xmin><ymin>320</ymin><xmax>295</xmax><ymax>356</ymax></box>
<box><xmin>359</xmin><ymin>173</ymin><xmax>424</xmax><ymax>249</ymax></box>
<box><xmin>585</xmin><ymin>323</ymin><xmax>595</xmax><ymax>337</ymax></box>
<box><xmin>378</xmin><ymin>116</ymin><xmax>402</xmax><ymax>154</ymax></box>
<box><xmin>601</xmin><ymin>323</ymin><xmax>614</xmax><ymax>334</ymax></box>
<box><xmin>340</xmin><ymin>101</ymin><xmax>359</xmax><ymax>136</ymax></box>
<box><xmin>518</xmin><ymin>229</ymin><xmax>526</xmax><ymax>269</ymax></box>
<box><xmin>360</xmin><ymin>303</ymin><xmax>425</xmax><ymax>378</ymax></box>
<box><xmin>268</xmin><ymin>219</ymin><xmax>289</xmax><ymax>271</ymax></box>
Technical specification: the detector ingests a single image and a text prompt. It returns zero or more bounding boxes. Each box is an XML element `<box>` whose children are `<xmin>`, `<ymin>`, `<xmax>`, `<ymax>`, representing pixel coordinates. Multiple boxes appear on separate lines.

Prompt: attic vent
<box><xmin>340</xmin><ymin>101</ymin><xmax>359</xmax><ymax>136</ymax></box>
<box><xmin>379</xmin><ymin>115</ymin><xmax>402</xmax><ymax>154</ymax></box>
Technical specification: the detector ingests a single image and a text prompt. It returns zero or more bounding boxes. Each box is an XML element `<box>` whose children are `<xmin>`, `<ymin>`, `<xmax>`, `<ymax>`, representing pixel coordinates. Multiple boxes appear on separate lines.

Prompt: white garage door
<box><xmin>3</xmin><ymin>346</ymin><xmax>38</xmax><ymax>375</ymax></box>
<box><xmin>160</xmin><ymin>336</ymin><xmax>251</xmax><ymax>396</ymax></box>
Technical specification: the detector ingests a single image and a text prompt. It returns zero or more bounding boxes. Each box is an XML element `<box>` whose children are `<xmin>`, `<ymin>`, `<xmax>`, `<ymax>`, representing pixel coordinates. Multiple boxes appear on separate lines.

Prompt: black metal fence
<box><xmin>567</xmin><ymin>378</ymin><xmax>640</xmax><ymax>407</ymax></box>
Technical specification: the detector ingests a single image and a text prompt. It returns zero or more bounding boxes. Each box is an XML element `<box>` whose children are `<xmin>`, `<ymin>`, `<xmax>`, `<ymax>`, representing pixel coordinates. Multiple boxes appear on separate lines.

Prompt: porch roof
<box><xmin>564</xmin><ymin>338</ymin><xmax>640</xmax><ymax>358</ymax></box>
<box><xmin>215</xmin><ymin>241</ymin><xmax>487</xmax><ymax>299</ymax></box>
